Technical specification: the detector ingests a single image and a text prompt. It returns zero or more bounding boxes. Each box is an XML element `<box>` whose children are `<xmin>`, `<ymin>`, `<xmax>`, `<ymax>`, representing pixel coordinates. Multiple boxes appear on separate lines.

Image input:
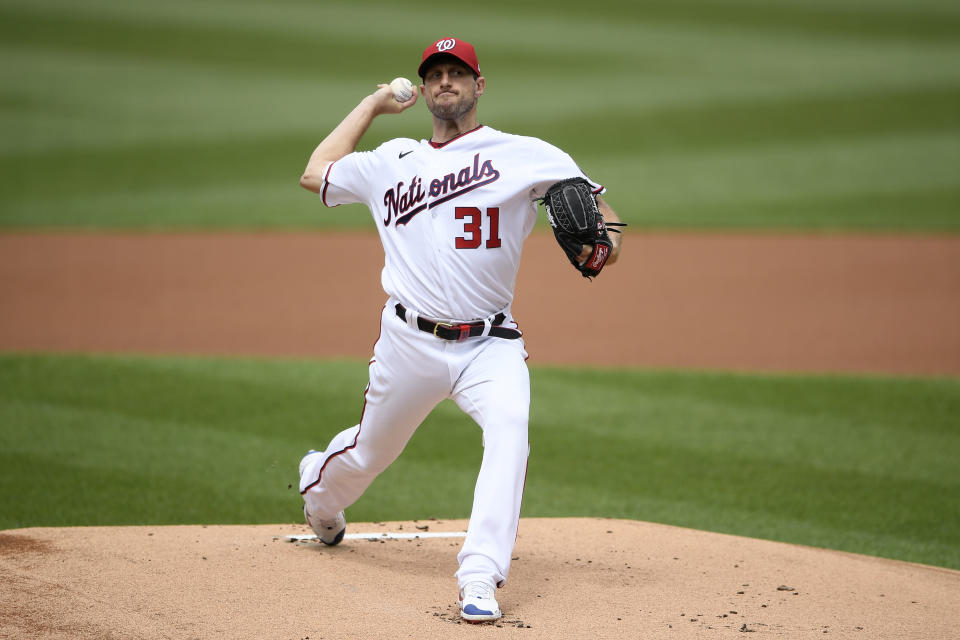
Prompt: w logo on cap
<box><xmin>419</xmin><ymin>37</ymin><xmax>480</xmax><ymax>78</ymax></box>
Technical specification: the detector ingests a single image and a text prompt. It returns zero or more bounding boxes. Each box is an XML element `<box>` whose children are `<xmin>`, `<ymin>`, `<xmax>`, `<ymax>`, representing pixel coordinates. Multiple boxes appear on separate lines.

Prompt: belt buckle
<box><xmin>432</xmin><ymin>321</ymin><xmax>471</xmax><ymax>341</ymax></box>
<box><xmin>433</xmin><ymin>321</ymin><xmax>454</xmax><ymax>338</ymax></box>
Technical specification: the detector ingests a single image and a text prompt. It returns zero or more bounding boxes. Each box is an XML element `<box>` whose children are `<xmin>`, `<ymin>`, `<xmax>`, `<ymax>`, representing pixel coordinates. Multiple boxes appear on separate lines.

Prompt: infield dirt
<box><xmin>2</xmin><ymin>518</ymin><xmax>958</xmax><ymax>640</ymax></box>
<box><xmin>1</xmin><ymin>231</ymin><xmax>959</xmax><ymax>374</ymax></box>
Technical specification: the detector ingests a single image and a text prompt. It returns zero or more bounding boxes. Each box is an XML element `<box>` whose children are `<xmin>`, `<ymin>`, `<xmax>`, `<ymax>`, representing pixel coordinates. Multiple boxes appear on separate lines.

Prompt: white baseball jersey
<box><xmin>302</xmin><ymin>124</ymin><xmax>608</xmax><ymax>592</ymax></box>
<box><xmin>319</xmin><ymin>125</ymin><xmax>604</xmax><ymax>321</ymax></box>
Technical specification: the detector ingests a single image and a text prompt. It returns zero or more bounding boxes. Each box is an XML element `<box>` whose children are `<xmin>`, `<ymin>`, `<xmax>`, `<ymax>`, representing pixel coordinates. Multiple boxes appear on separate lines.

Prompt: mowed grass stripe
<box><xmin>3</xmin><ymin>131</ymin><xmax>956</xmax><ymax>230</ymax></box>
<box><xmin>632</xmin><ymin>185</ymin><xmax>960</xmax><ymax>231</ymax></box>
<box><xmin>7</xmin><ymin>83</ymin><xmax>957</xmax><ymax>183</ymax></box>
<box><xmin>1</xmin><ymin>353</ymin><xmax>958</xmax><ymax>569</ymax></box>
<box><xmin>0</xmin><ymin>7</ymin><xmax>372</xmax><ymax>76</ymax></box>
<box><xmin>6</xmin><ymin>0</ymin><xmax>959</xmax><ymax>45</ymax></box>
<box><xmin>534</xmin><ymin>86</ymin><xmax>960</xmax><ymax>154</ymax></box>
<box><xmin>600</xmin><ymin>0</ymin><xmax>960</xmax><ymax>42</ymax></box>
<box><xmin>586</xmin><ymin>133</ymin><xmax>960</xmax><ymax>230</ymax></box>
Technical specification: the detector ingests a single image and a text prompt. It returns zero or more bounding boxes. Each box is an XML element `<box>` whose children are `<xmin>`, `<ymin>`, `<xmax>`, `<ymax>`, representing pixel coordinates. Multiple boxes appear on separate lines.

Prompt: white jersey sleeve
<box><xmin>319</xmin><ymin>139</ymin><xmax>419</xmax><ymax>208</ymax></box>
<box><xmin>526</xmin><ymin>138</ymin><xmax>605</xmax><ymax>200</ymax></box>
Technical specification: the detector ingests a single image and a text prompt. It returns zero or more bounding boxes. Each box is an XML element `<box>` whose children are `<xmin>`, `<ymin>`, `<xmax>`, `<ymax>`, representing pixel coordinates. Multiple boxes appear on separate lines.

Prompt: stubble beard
<box><xmin>427</xmin><ymin>93</ymin><xmax>477</xmax><ymax>121</ymax></box>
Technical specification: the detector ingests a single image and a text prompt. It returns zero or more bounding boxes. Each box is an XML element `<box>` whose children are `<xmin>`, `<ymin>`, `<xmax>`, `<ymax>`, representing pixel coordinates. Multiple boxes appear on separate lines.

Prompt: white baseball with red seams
<box><xmin>299</xmin><ymin>124</ymin><xmax>603</xmax><ymax>589</ymax></box>
<box><xmin>389</xmin><ymin>77</ymin><xmax>414</xmax><ymax>102</ymax></box>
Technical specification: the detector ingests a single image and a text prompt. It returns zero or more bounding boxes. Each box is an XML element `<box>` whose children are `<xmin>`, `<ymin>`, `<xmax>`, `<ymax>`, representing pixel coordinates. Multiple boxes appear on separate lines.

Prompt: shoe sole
<box><xmin>460</xmin><ymin>602</ymin><xmax>501</xmax><ymax>622</ymax></box>
<box><xmin>320</xmin><ymin>528</ymin><xmax>345</xmax><ymax>546</ymax></box>
<box><xmin>303</xmin><ymin>505</ymin><xmax>346</xmax><ymax>546</ymax></box>
<box><xmin>461</xmin><ymin>612</ymin><xmax>502</xmax><ymax>623</ymax></box>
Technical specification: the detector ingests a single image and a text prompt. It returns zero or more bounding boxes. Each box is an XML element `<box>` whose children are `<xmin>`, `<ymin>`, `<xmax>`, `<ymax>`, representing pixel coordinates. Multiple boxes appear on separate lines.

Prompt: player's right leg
<box><xmin>299</xmin><ymin>305</ymin><xmax>448</xmax><ymax>527</ymax></box>
<box><xmin>451</xmin><ymin>337</ymin><xmax>531</xmax><ymax>598</ymax></box>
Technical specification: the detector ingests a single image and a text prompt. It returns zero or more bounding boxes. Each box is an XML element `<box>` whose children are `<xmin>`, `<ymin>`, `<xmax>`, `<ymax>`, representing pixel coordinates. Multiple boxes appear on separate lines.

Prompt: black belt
<box><xmin>395</xmin><ymin>303</ymin><xmax>521</xmax><ymax>341</ymax></box>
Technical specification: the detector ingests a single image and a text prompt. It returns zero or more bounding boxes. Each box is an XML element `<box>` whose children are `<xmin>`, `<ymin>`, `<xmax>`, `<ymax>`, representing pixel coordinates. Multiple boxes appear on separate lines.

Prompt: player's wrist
<box><xmin>360</xmin><ymin>92</ymin><xmax>387</xmax><ymax>116</ymax></box>
<box><xmin>365</xmin><ymin>85</ymin><xmax>413</xmax><ymax>117</ymax></box>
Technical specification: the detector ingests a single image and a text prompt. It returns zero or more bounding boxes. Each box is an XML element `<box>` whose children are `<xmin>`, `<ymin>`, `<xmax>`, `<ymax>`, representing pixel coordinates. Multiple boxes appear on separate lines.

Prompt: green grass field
<box><xmin>2</xmin><ymin>0</ymin><xmax>958</xmax><ymax>576</ymax></box>
<box><xmin>1</xmin><ymin>0</ymin><xmax>959</xmax><ymax>230</ymax></box>
<box><xmin>1</xmin><ymin>353</ymin><xmax>958</xmax><ymax>570</ymax></box>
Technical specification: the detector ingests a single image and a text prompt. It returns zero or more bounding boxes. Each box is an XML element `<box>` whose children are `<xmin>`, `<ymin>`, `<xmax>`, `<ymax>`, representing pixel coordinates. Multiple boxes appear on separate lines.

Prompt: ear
<box><xmin>475</xmin><ymin>76</ymin><xmax>486</xmax><ymax>98</ymax></box>
<box><xmin>419</xmin><ymin>83</ymin><xmax>425</xmax><ymax>96</ymax></box>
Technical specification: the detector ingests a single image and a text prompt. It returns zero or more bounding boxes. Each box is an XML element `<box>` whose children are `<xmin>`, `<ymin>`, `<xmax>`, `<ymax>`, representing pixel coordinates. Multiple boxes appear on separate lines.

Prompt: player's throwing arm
<box><xmin>300</xmin><ymin>83</ymin><xmax>419</xmax><ymax>193</ymax></box>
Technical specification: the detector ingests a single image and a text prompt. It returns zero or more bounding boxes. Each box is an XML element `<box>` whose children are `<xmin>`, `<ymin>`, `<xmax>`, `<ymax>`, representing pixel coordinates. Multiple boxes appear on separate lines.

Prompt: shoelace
<box><xmin>462</xmin><ymin>582</ymin><xmax>494</xmax><ymax>600</ymax></box>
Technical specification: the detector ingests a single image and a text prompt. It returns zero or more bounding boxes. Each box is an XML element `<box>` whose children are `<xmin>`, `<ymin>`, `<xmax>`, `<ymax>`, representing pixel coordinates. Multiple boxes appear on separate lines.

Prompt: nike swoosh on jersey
<box><xmin>399</xmin><ymin>150</ymin><xmax>414</xmax><ymax>159</ymax></box>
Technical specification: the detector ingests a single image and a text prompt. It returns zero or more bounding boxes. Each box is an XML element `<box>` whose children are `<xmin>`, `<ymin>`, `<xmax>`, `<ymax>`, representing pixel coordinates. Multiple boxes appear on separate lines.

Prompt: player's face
<box><xmin>420</xmin><ymin>61</ymin><xmax>485</xmax><ymax>121</ymax></box>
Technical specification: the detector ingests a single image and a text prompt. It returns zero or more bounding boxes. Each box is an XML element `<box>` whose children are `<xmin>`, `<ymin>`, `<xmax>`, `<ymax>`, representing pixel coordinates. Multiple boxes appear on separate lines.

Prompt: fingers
<box><xmin>371</xmin><ymin>84</ymin><xmax>418</xmax><ymax>115</ymax></box>
<box><xmin>396</xmin><ymin>89</ymin><xmax>418</xmax><ymax>109</ymax></box>
<box><xmin>607</xmin><ymin>232</ymin><xmax>621</xmax><ymax>265</ymax></box>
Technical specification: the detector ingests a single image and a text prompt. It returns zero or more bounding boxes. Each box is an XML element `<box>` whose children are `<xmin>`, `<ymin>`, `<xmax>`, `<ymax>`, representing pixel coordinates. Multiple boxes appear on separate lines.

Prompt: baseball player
<box><xmin>298</xmin><ymin>37</ymin><xmax>622</xmax><ymax>622</ymax></box>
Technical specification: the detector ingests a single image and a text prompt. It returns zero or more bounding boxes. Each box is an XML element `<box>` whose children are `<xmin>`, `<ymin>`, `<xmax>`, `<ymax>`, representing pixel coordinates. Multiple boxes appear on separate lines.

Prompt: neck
<box><xmin>431</xmin><ymin>114</ymin><xmax>479</xmax><ymax>145</ymax></box>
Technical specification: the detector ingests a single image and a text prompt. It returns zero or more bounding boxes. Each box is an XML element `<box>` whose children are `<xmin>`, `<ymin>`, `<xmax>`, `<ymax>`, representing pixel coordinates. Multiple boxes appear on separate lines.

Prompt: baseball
<box><xmin>390</xmin><ymin>77</ymin><xmax>414</xmax><ymax>102</ymax></box>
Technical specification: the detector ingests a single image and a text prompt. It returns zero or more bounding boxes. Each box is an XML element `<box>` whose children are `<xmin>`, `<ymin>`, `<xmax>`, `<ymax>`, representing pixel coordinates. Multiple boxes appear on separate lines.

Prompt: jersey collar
<box><xmin>428</xmin><ymin>125</ymin><xmax>484</xmax><ymax>149</ymax></box>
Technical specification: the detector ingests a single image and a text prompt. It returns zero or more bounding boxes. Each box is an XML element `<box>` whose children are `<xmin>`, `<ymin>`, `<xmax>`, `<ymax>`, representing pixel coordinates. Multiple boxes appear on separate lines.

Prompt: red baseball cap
<box><xmin>418</xmin><ymin>37</ymin><xmax>481</xmax><ymax>79</ymax></box>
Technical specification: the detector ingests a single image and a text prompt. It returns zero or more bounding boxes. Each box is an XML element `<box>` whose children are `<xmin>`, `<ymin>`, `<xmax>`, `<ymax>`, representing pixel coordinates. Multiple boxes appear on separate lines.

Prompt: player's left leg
<box><xmin>449</xmin><ymin>337</ymin><xmax>531</xmax><ymax>590</ymax></box>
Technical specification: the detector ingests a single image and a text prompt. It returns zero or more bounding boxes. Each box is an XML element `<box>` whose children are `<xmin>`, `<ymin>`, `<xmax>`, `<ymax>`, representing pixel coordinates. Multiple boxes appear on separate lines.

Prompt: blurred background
<box><xmin>1</xmin><ymin>0</ymin><xmax>958</xmax><ymax>231</ymax></box>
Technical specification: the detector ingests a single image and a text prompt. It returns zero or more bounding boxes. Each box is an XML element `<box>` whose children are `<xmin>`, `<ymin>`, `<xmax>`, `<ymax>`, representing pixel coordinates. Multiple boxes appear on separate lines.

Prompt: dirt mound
<box><xmin>1</xmin><ymin>518</ymin><xmax>956</xmax><ymax>639</ymax></box>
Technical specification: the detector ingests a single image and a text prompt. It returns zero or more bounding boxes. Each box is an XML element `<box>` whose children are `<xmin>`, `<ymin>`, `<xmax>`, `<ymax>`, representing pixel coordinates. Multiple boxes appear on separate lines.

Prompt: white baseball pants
<box><xmin>299</xmin><ymin>301</ymin><xmax>530</xmax><ymax>589</ymax></box>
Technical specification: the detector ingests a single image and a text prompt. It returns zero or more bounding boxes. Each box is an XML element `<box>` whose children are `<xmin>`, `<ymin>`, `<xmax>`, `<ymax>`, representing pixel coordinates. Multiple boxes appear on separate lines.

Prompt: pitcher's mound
<box><xmin>1</xmin><ymin>518</ymin><xmax>956</xmax><ymax>639</ymax></box>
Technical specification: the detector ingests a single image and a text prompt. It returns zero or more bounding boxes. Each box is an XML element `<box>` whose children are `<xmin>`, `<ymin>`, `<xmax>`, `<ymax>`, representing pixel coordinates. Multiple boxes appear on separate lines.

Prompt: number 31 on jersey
<box><xmin>455</xmin><ymin>207</ymin><xmax>501</xmax><ymax>249</ymax></box>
